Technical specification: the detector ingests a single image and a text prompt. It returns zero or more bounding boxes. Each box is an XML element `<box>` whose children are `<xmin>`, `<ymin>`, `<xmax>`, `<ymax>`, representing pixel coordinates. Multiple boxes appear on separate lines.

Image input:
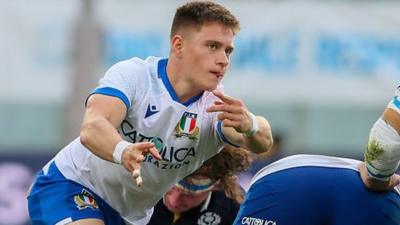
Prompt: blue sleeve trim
<box><xmin>158</xmin><ymin>58</ymin><xmax>203</xmax><ymax>107</ymax></box>
<box><xmin>86</xmin><ymin>87</ymin><xmax>130</xmax><ymax>109</ymax></box>
<box><xmin>216</xmin><ymin>121</ymin><xmax>240</xmax><ymax>148</ymax></box>
<box><xmin>393</xmin><ymin>96</ymin><xmax>400</xmax><ymax>109</ymax></box>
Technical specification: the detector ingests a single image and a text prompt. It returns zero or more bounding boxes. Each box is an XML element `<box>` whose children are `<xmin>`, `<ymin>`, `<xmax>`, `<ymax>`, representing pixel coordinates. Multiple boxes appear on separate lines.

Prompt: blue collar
<box><xmin>157</xmin><ymin>58</ymin><xmax>203</xmax><ymax>107</ymax></box>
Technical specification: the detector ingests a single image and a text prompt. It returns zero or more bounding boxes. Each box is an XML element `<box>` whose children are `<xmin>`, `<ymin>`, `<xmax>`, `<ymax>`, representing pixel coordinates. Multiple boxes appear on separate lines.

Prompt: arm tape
<box><xmin>113</xmin><ymin>140</ymin><xmax>131</xmax><ymax>164</ymax></box>
<box><xmin>245</xmin><ymin>113</ymin><xmax>260</xmax><ymax>137</ymax></box>
<box><xmin>365</xmin><ymin>118</ymin><xmax>400</xmax><ymax>181</ymax></box>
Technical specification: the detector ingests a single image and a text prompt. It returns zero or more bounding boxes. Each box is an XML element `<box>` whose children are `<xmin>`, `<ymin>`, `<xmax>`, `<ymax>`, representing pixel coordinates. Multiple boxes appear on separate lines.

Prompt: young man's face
<box><xmin>163</xmin><ymin>185</ymin><xmax>210</xmax><ymax>214</ymax></box>
<box><xmin>180</xmin><ymin>22</ymin><xmax>234</xmax><ymax>92</ymax></box>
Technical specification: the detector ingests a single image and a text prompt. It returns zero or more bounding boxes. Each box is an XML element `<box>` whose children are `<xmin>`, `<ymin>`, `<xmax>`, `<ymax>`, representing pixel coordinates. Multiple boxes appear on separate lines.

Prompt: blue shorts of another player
<box><xmin>27</xmin><ymin>162</ymin><xmax>125</xmax><ymax>225</ymax></box>
<box><xmin>234</xmin><ymin>166</ymin><xmax>400</xmax><ymax>225</ymax></box>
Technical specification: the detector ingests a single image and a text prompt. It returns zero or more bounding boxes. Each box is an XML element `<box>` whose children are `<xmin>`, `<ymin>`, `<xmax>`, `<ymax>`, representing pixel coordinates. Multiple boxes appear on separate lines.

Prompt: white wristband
<box><xmin>245</xmin><ymin>113</ymin><xmax>259</xmax><ymax>137</ymax></box>
<box><xmin>113</xmin><ymin>140</ymin><xmax>131</xmax><ymax>164</ymax></box>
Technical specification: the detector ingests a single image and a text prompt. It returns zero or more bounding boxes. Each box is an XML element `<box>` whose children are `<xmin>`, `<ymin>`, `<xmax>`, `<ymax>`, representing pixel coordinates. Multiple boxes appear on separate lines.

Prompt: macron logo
<box><xmin>145</xmin><ymin>104</ymin><xmax>159</xmax><ymax>118</ymax></box>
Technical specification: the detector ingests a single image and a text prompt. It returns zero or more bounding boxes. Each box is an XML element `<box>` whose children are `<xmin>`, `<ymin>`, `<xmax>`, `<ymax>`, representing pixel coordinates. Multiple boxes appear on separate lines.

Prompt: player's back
<box><xmin>234</xmin><ymin>154</ymin><xmax>400</xmax><ymax>225</ymax></box>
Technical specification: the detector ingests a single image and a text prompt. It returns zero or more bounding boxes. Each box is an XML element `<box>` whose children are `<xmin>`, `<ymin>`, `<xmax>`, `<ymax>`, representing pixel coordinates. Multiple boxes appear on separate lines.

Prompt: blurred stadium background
<box><xmin>1</xmin><ymin>0</ymin><xmax>399</xmax><ymax>224</ymax></box>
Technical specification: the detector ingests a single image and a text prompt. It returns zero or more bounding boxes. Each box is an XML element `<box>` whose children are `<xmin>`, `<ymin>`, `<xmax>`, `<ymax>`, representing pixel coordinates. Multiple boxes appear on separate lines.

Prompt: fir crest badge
<box><xmin>175</xmin><ymin>112</ymin><xmax>200</xmax><ymax>139</ymax></box>
<box><xmin>74</xmin><ymin>189</ymin><xmax>99</xmax><ymax>210</ymax></box>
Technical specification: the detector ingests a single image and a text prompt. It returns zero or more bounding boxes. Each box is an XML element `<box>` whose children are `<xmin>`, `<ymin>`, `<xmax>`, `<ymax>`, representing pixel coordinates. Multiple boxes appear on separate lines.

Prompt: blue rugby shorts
<box><xmin>27</xmin><ymin>162</ymin><xmax>125</xmax><ymax>225</ymax></box>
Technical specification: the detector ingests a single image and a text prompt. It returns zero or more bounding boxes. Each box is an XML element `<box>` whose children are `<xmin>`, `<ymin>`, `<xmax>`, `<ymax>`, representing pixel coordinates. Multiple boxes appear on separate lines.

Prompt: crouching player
<box><xmin>234</xmin><ymin>87</ymin><xmax>400</xmax><ymax>225</ymax></box>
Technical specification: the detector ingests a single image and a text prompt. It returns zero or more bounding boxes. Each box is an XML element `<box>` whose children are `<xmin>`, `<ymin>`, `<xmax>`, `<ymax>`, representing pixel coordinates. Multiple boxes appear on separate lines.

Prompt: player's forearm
<box><xmin>242</xmin><ymin>116</ymin><xmax>273</xmax><ymax>154</ymax></box>
<box><xmin>80</xmin><ymin>116</ymin><xmax>123</xmax><ymax>162</ymax></box>
<box><xmin>365</xmin><ymin>107</ymin><xmax>400</xmax><ymax>181</ymax></box>
<box><xmin>222</xmin><ymin>115</ymin><xmax>273</xmax><ymax>154</ymax></box>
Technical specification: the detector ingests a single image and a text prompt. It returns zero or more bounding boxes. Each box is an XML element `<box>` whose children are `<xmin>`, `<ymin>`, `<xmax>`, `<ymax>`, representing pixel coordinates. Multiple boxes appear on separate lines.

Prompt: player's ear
<box><xmin>171</xmin><ymin>35</ymin><xmax>184</xmax><ymax>58</ymax></box>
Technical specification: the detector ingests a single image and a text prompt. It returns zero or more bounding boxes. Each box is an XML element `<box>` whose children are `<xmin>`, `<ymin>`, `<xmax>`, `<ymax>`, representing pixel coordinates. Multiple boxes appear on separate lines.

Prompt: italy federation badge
<box><xmin>175</xmin><ymin>112</ymin><xmax>200</xmax><ymax>139</ymax></box>
<box><xmin>74</xmin><ymin>189</ymin><xmax>99</xmax><ymax>210</ymax></box>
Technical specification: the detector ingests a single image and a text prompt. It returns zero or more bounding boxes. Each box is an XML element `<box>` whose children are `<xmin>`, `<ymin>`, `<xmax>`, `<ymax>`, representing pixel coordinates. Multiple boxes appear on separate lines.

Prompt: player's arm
<box><xmin>220</xmin><ymin>115</ymin><xmax>273</xmax><ymax>154</ymax></box>
<box><xmin>359</xmin><ymin>91</ymin><xmax>400</xmax><ymax>191</ymax></box>
<box><xmin>81</xmin><ymin>94</ymin><xmax>161</xmax><ymax>185</ymax></box>
<box><xmin>80</xmin><ymin>94</ymin><xmax>128</xmax><ymax>162</ymax></box>
<box><xmin>207</xmin><ymin>90</ymin><xmax>273</xmax><ymax>154</ymax></box>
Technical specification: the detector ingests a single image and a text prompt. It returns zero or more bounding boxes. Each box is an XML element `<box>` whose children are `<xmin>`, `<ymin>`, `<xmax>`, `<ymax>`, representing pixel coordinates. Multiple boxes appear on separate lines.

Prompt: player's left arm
<box><xmin>359</xmin><ymin>90</ymin><xmax>400</xmax><ymax>191</ymax></box>
<box><xmin>207</xmin><ymin>90</ymin><xmax>273</xmax><ymax>154</ymax></box>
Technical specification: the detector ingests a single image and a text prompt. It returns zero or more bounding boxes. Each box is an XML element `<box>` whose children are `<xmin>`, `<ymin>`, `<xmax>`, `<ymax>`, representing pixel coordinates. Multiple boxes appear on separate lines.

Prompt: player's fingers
<box><xmin>132</xmin><ymin>168</ymin><xmax>143</xmax><ymax>187</ymax></box>
<box><xmin>125</xmin><ymin>149</ymin><xmax>145</xmax><ymax>163</ymax></box>
<box><xmin>128</xmin><ymin>156</ymin><xmax>140</xmax><ymax>168</ymax></box>
<box><xmin>136</xmin><ymin>176</ymin><xmax>143</xmax><ymax>187</ymax></box>
<box><xmin>132</xmin><ymin>168</ymin><xmax>141</xmax><ymax>179</ymax></box>
<box><xmin>213</xmin><ymin>100</ymin><xmax>224</xmax><ymax>105</ymax></box>
<box><xmin>207</xmin><ymin>104</ymin><xmax>241</xmax><ymax>114</ymax></box>
<box><xmin>218</xmin><ymin>112</ymin><xmax>242</xmax><ymax>122</ymax></box>
<box><xmin>135</xmin><ymin>154</ymin><xmax>145</xmax><ymax>163</ymax></box>
<box><xmin>221</xmin><ymin>119</ymin><xmax>241</xmax><ymax>128</ymax></box>
<box><xmin>131</xmin><ymin>161</ymin><xmax>142</xmax><ymax>180</ymax></box>
<box><xmin>357</xmin><ymin>163</ymin><xmax>369</xmax><ymax>181</ymax></box>
<box><xmin>212</xmin><ymin>90</ymin><xmax>239</xmax><ymax>105</ymax></box>
<box><xmin>148</xmin><ymin>147</ymin><xmax>162</xmax><ymax>160</ymax></box>
<box><xmin>124</xmin><ymin>159</ymin><xmax>138</xmax><ymax>175</ymax></box>
<box><xmin>357</xmin><ymin>163</ymin><xmax>364</xmax><ymax>171</ymax></box>
<box><xmin>358</xmin><ymin>163</ymin><xmax>398</xmax><ymax>191</ymax></box>
<box><xmin>135</xmin><ymin>142</ymin><xmax>155</xmax><ymax>151</ymax></box>
<box><xmin>392</xmin><ymin>174</ymin><xmax>400</xmax><ymax>186</ymax></box>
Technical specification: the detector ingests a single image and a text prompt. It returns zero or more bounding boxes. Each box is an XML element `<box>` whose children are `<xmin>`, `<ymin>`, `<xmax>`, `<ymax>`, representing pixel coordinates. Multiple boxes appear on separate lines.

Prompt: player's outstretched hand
<box><xmin>358</xmin><ymin>162</ymin><xmax>400</xmax><ymax>192</ymax></box>
<box><xmin>121</xmin><ymin>142</ymin><xmax>161</xmax><ymax>187</ymax></box>
<box><xmin>207</xmin><ymin>90</ymin><xmax>253</xmax><ymax>134</ymax></box>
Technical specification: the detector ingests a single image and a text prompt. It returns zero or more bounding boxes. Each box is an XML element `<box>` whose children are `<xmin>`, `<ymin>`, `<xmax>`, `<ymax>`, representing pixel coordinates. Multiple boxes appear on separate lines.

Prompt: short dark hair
<box><xmin>170</xmin><ymin>1</ymin><xmax>240</xmax><ymax>38</ymax></box>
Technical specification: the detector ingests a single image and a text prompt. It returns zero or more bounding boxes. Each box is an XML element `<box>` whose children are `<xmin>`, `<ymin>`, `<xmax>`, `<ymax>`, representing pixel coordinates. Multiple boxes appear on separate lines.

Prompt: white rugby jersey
<box><xmin>251</xmin><ymin>154</ymin><xmax>399</xmax><ymax>194</ymax></box>
<box><xmin>53</xmin><ymin>57</ymin><xmax>231</xmax><ymax>225</ymax></box>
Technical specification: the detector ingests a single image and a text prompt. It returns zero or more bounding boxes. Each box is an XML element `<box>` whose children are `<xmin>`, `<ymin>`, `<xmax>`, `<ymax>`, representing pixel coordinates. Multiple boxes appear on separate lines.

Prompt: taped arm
<box><xmin>365</xmin><ymin>96</ymin><xmax>400</xmax><ymax>181</ymax></box>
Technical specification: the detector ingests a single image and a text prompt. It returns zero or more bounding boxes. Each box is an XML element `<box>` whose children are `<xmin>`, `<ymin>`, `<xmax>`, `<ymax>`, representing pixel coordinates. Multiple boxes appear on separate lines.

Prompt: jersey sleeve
<box><xmin>214</xmin><ymin>120</ymin><xmax>240</xmax><ymax>148</ymax></box>
<box><xmin>88</xmin><ymin>59</ymin><xmax>144</xmax><ymax>109</ymax></box>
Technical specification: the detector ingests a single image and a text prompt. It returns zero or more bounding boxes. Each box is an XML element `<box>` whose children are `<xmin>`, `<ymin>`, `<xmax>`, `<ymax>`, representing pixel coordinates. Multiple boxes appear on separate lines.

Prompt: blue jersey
<box><xmin>234</xmin><ymin>154</ymin><xmax>400</xmax><ymax>225</ymax></box>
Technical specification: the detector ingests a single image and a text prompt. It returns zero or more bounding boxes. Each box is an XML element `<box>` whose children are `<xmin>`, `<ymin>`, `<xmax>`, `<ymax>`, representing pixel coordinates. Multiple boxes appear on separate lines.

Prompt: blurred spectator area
<box><xmin>1</xmin><ymin>0</ymin><xmax>399</xmax><ymax>159</ymax></box>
